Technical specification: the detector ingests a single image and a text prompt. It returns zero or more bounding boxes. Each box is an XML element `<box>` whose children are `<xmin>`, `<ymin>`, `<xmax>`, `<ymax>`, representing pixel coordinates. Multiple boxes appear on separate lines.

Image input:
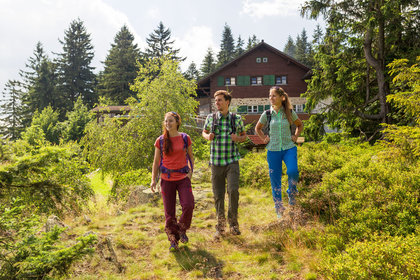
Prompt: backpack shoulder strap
<box><xmin>158</xmin><ymin>135</ymin><xmax>164</xmax><ymax>166</ymax></box>
<box><xmin>230</xmin><ymin>112</ymin><xmax>236</xmax><ymax>134</ymax></box>
<box><xmin>211</xmin><ymin>112</ymin><xmax>217</xmax><ymax>133</ymax></box>
<box><xmin>264</xmin><ymin>109</ymin><xmax>271</xmax><ymax>135</ymax></box>
<box><xmin>180</xmin><ymin>132</ymin><xmax>188</xmax><ymax>150</ymax></box>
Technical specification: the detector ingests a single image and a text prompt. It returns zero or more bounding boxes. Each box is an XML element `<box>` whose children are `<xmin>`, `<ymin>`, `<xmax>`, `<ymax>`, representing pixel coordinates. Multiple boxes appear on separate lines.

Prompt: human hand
<box><xmin>150</xmin><ymin>180</ymin><xmax>157</xmax><ymax>192</ymax></box>
<box><xmin>263</xmin><ymin>136</ymin><xmax>270</xmax><ymax>144</ymax></box>
<box><xmin>291</xmin><ymin>135</ymin><xmax>297</xmax><ymax>142</ymax></box>
<box><xmin>208</xmin><ymin>133</ymin><xmax>215</xmax><ymax>141</ymax></box>
<box><xmin>231</xmin><ymin>133</ymin><xmax>239</xmax><ymax>142</ymax></box>
<box><xmin>187</xmin><ymin>170</ymin><xmax>193</xmax><ymax>180</ymax></box>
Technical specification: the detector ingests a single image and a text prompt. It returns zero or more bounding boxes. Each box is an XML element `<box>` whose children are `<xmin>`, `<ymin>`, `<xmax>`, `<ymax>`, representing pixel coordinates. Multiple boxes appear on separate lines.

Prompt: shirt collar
<box><xmin>270</xmin><ymin>107</ymin><xmax>284</xmax><ymax>116</ymax></box>
<box><xmin>216</xmin><ymin>111</ymin><xmax>231</xmax><ymax>119</ymax></box>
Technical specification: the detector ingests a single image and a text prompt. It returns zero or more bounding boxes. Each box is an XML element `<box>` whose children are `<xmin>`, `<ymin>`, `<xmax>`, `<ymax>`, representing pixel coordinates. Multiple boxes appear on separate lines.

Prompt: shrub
<box><xmin>321</xmin><ymin>235</ymin><xmax>420</xmax><ymax>280</ymax></box>
<box><xmin>0</xmin><ymin>201</ymin><xmax>97</xmax><ymax>279</ymax></box>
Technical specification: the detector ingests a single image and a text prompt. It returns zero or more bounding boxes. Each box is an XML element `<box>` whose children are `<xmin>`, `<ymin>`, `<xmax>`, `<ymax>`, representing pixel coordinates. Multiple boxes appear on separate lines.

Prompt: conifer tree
<box><xmin>217</xmin><ymin>23</ymin><xmax>235</xmax><ymax>67</ymax></box>
<box><xmin>200</xmin><ymin>48</ymin><xmax>216</xmax><ymax>77</ymax></box>
<box><xmin>235</xmin><ymin>35</ymin><xmax>245</xmax><ymax>57</ymax></box>
<box><xmin>20</xmin><ymin>42</ymin><xmax>58</xmax><ymax>126</ymax></box>
<box><xmin>97</xmin><ymin>25</ymin><xmax>141</xmax><ymax>105</ymax></box>
<box><xmin>144</xmin><ymin>22</ymin><xmax>185</xmax><ymax>61</ymax></box>
<box><xmin>283</xmin><ymin>35</ymin><xmax>296</xmax><ymax>57</ymax></box>
<box><xmin>56</xmin><ymin>19</ymin><xmax>96</xmax><ymax>114</ymax></box>
<box><xmin>295</xmin><ymin>29</ymin><xmax>312</xmax><ymax>67</ymax></box>
<box><xmin>0</xmin><ymin>80</ymin><xmax>24</xmax><ymax>140</ymax></box>
<box><xmin>246</xmin><ymin>34</ymin><xmax>260</xmax><ymax>50</ymax></box>
<box><xmin>183</xmin><ymin>61</ymin><xmax>200</xmax><ymax>81</ymax></box>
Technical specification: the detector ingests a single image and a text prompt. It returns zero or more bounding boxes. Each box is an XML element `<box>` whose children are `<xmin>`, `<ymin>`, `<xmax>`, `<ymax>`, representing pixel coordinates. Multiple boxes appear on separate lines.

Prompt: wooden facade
<box><xmin>196</xmin><ymin>41</ymin><xmax>311</xmax><ymax>128</ymax></box>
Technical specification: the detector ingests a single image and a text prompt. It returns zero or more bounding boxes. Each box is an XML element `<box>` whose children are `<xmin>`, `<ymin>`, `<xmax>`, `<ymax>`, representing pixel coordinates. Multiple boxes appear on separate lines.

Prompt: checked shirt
<box><xmin>203</xmin><ymin>111</ymin><xmax>244</xmax><ymax>166</ymax></box>
<box><xmin>258</xmin><ymin>107</ymin><xmax>298</xmax><ymax>151</ymax></box>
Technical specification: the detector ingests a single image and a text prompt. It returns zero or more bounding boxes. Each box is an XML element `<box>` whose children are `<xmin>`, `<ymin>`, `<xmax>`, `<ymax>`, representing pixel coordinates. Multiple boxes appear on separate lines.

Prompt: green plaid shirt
<box><xmin>203</xmin><ymin>112</ymin><xmax>245</xmax><ymax>166</ymax></box>
<box><xmin>259</xmin><ymin>107</ymin><xmax>298</xmax><ymax>151</ymax></box>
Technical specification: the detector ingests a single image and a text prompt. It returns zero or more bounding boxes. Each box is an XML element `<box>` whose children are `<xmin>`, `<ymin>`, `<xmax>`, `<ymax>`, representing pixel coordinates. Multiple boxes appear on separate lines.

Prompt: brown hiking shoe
<box><xmin>230</xmin><ymin>225</ymin><xmax>241</xmax><ymax>236</ymax></box>
<box><xmin>214</xmin><ymin>229</ymin><xmax>225</xmax><ymax>240</ymax></box>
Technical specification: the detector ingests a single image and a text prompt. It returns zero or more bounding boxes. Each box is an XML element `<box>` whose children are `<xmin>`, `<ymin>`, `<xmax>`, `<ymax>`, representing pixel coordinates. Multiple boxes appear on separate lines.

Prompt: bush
<box><xmin>0</xmin><ymin>201</ymin><xmax>97</xmax><ymax>280</ymax></box>
<box><xmin>321</xmin><ymin>235</ymin><xmax>420</xmax><ymax>280</ymax></box>
<box><xmin>0</xmin><ymin>143</ymin><xmax>93</xmax><ymax>215</ymax></box>
<box><xmin>239</xmin><ymin>151</ymin><xmax>270</xmax><ymax>189</ymax></box>
<box><xmin>110</xmin><ymin>168</ymin><xmax>151</xmax><ymax>202</ymax></box>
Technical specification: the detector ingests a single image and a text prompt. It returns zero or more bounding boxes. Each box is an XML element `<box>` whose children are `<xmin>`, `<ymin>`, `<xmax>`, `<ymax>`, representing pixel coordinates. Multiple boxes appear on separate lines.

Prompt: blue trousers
<box><xmin>267</xmin><ymin>146</ymin><xmax>299</xmax><ymax>208</ymax></box>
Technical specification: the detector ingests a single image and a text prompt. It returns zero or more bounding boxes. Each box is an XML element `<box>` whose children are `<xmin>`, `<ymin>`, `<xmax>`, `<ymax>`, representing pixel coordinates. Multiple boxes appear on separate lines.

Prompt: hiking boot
<box><xmin>180</xmin><ymin>232</ymin><xmax>189</xmax><ymax>244</ymax></box>
<box><xmin>276</xmin><ymin>205</ymin><xmax>286</xmax><ymax>219</ymax></box>
<box><xmin>230</xmin><ymin>225</ymin><xmax>241</xmax><ymax>236</ymax></box>
<box><xmin>214</xmin><ymin>229</ymin><xmax>224</xmax><ymax>240</ymax></box>
<box><xmin>169</xmin><ymin>241</ymin><xmax>179</xmax><ymax>252</ymax></box>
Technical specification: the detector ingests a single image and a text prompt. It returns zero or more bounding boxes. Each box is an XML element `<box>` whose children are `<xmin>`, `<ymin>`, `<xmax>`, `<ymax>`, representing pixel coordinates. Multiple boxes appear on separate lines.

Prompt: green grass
<box><xmin>65</xmin><ymin>176</ymin><xmax>322</xmax><ymax>280</ymax></box>
<box><xmin>89</xmin><ymin>169</ymin><xmax>112</xmax><ymax>196</ymax></box>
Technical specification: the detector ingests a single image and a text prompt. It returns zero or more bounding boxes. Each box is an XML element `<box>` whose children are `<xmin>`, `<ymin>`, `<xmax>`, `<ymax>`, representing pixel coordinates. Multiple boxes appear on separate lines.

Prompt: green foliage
<box><xmin>56</xmin><ymin>19</ymin><xmax>97</xmax><ymax>112</ymax></box>
<box><xmin>302</xmin><ymin>114</ymin><xmax>326</xmax><ymax>142</ymax></box>
<box><xmin>144</xmin><ymin>21</ymin><xmax>184</xmax><ymax>61</ymax></box>
<box><xmin>82</xmin><ymin>57</ymin><xmax>198</xmax><ymax>175</ymax></box>
<box><xmin>216</xmin><ymin>23</ymin><xmax>235</xmax><ymax>67</ymax></box>
<box><xmin>381</xmin><ymin>57</ymin><xmax>420</xmax><ymax>161</ymax></box>
<box><xmin>239</xmin><ymin>151</ymin><xmax>270</xmax><ymax>189</ymax></box>
<box><xmin>0</xmin><ymin>144</ymin><xmax>93</xmax><ymax>215</ymax></box>
<box><xmin>200</xmin><ymin>48</ymin><xmax>216</xmax><ymax>78</ymax></box>
<box><xmin>110</xmin><ymin>168</ymin><xmax>151</xmax><ymax>202</ymax></box>
<box><xmin>321</xmin><ymin>235</ymin><xmax>420</xmax><ymax>280</ymax></box>
<box><xmin>97</xmin><ymin>25</ymin><xmax>141</xmax><ymax>105</ymax></box>
<box><xmin>0</xmin><ymin>79</ymin><xmax>25</xmax><ymax>140</ymax></box>
<box><xmin>0</xmin><ymin>200</ymin><xmax>96</xmax><ymax>280</ymax></box>
<box><xmin>21</xmin><ymin>106</ymin><xmax>61</xmax><ymax>145</ymax></box>
<box><xmin>61</xmin><ymin>97</ymin><xmax>93</xmax><ymax>142</ymax></box>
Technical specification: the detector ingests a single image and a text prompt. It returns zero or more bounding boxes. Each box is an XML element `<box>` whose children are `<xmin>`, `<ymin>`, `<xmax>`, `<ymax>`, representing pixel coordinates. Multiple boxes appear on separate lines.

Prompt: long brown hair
<box><xmin>270</xmin><ymin>86</ymin><xmax>293</xmax><ymax>125</ymax></box>
<box><xmin>162</xmin><ymin>111</ymin><xmax>181</xmax><ymax>155</ymax></box>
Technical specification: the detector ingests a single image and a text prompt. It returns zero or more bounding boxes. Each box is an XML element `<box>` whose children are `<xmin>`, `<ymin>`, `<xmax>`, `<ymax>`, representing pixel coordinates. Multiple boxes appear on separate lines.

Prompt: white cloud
<box><xmin>241</xmin><ymin>0</ymin><xmax>304</xmax><ymax>18</ymax></box>
<box><xmin>175</xmin><ymin>26</ymin><xmax>219</xmax><ymax>71</ymax></box>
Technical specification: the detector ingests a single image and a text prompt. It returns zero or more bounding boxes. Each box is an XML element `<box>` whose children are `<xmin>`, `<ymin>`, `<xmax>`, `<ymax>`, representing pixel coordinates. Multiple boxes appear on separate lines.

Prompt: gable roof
<box><xmin>197</xmin><ymin>40</ymin><xmax>311</xmax><ymax>85</ymax></box>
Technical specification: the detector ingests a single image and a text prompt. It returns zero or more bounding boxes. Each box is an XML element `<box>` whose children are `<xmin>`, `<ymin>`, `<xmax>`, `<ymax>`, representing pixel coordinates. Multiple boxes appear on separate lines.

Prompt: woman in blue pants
<box><xmin>255</xmin><ymin>86</ymin><xmax>303</xmax><ymax>218</ymax></box>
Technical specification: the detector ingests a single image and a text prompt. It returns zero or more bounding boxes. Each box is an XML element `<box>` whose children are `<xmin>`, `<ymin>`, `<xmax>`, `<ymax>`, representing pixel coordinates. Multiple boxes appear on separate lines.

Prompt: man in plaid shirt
<box><xmin>202</xmin><ymin>90</ymin><xmax>247</xmax><ymax>239</ymax></box>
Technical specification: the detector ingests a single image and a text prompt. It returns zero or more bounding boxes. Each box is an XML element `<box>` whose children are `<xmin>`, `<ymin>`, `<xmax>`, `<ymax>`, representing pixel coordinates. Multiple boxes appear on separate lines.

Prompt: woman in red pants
<box><xmin>150</xmin><ymin>111</ymin><xmax>194</xmax><ymax>251</ymax></box>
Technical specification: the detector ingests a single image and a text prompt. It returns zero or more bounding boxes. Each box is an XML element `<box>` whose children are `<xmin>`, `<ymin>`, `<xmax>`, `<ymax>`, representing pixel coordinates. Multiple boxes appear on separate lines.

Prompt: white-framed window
<box><xmin>247</xmin><ymin>105</ymin><xmax>258</xmax><ymax>113</ymax></box>
<box><xmin>263</xmin><ymin>57</ymin><xmax>268</xmax><ymax>63</ymax></box>
<box><xmin>294</xmin><ymin>104</ymin><xmax>304</xmax><ymax>113</ymax></box>
<box><xmin>256</xmin><ymin>57</ymin><xmax>261</xmax><ymax>63</ymax></box>
<box><xmin>276</xmin><ymin>75</ymin><xmax>287</xmax><ymax>85</ymax></box>
<box><xmin>225</xmin><ymin>77</ymin><xmax>236</xmax><ymax>86</ymax></box>
<box><xmin>251</xmin><ymin>76</ymin><xmax>263</xmax><ymax>85</ymax></box>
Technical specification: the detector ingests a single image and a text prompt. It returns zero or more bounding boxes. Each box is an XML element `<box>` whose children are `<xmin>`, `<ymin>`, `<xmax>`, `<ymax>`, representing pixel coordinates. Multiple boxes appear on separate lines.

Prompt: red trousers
<box><xmin>160</xmin><ymin>177</ymin><xmax>194</xmax><ymax>242</ymax></box>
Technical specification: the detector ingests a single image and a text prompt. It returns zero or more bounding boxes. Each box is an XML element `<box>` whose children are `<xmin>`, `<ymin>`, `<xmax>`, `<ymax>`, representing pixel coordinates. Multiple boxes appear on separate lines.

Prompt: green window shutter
<box><xmin>265</xmin><ymin>105</ymin><xmax>270</xmax><ymax>110</ymax></box>
<box><xmin>263</xmin><ymin>75</ymin><xmax>275</xmax><ymax>85</ymax></box>
<box><xmin>237</xmin><ymin>75</ymin><xmax>244</xmax><ymax>86</ymax></box>
<box><xmin>258</xmin><ymin>105</ymin><xmax>264</xmax><ymax>112</ymax></box>
<box><xmin>242</xmin><ymin>75</ymin><xmax>250</xmax><ymax>86</ymax></box>
<box><xmin>217</xmin><ymin>76</ymin><xmax>224</xmax><ymax>86</ymax></box>
<box><xmin>237</xmin><ymin>106</ymin><xmax>247</xmax><ymax>113</ymax></box>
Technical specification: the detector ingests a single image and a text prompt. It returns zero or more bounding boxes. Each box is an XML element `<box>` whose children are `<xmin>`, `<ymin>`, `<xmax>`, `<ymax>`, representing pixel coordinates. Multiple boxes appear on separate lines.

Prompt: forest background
<box><xmin>0</xmin><ymin>0</ymin><xmax>419</xmax><ymax>279</ymax></box>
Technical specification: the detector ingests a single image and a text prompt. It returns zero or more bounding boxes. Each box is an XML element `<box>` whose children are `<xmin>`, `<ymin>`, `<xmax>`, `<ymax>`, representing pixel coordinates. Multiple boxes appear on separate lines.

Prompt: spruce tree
<box><xmin>0</xmin><ymin>80</ymin><xmax>24</xmax><ymax>140</ymax></box>
<box><xmin>183</xmin><ymin>62</ymin><xmax>200</xmax><ymax>81</ymax></box>
<box><xmin>20</xmin><ymin>42</ymin><xmax>58</xmax><ymax>126</ymax></box>
<box><xmin>200</xmin><ymin>48</ymin><xmax>216</xmax><ymax>77</ymax></box>
<box><xmin>217</xmin><ymin>23</ymin><xmax>235</xmax><ymax>67</ymax></box>
<box><xmin>97</xmin><ymin>25</ymin><xmax>141</xmax><ymax>105</ymax></box>
<box><xmin>283</xmin><ymin>35</ymin><xmax>296</xmax><ymax>57</ymax></box>
<box><xmin>144</xmin><ymin>22</ymin><xmax>185</xmax><ymax>61</ymax></box>
<box><xmin>235</xmin><ymin>35</ymin><xmax>245</xmax><ymax>57</ymax></box>
<box><xmin>246</xmin><ymin>34</ymin><xmax>260</xmax><ymax>50</ymax></box>
<box><xmin>56</xmin><ymin>19</ymin><xmax>96</xmax><ymax>114</ymax></box>
<box><xmin>295</xmin><ymin>29</ymin><xmax>312</xmax><ymax>67</ymax></box>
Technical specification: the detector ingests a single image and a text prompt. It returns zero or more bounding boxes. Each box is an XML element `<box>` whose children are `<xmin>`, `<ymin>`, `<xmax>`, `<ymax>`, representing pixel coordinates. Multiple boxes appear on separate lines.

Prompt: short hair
<box><xmin>214</xmin><ymin>90</ymin><xmax>232</xmax><ymax>103</ymax></box>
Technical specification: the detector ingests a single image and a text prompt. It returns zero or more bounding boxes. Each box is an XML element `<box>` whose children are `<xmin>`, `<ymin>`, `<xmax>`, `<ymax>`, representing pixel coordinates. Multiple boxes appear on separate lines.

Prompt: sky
<box><xmin>0</xmin><ymin>0</ymin><xmax>324</xmax><ymax>96</ymax></box>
